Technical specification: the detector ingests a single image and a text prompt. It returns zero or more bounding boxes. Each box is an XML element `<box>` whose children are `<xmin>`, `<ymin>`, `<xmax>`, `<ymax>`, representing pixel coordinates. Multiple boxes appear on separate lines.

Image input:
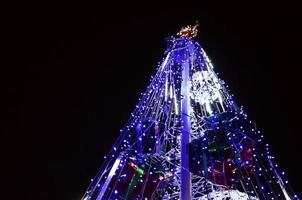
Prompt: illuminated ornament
<box><xmin>177</xmin><ymin>20</ymin><xmax>199</xmax><ymax>38</ymax></box>
<box><xmin>190</xmin><ymin>71</ymin><xmax>223</xmax><ymax>108</ymax></box>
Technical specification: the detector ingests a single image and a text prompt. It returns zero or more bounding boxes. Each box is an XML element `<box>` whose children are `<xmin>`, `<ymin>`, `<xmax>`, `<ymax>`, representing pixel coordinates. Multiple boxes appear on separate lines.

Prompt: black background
<box><xmin>4</xmin><ymin>2</ymin><xmax>302</xmax><ymax>199</ymax></box>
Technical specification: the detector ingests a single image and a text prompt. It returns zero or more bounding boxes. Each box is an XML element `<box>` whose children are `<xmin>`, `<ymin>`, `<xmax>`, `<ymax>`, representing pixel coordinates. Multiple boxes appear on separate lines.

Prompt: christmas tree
<box><xmin>82</xmin><ymin>22</ymin><xmax>298</xmax><ymax>200</ymax></box>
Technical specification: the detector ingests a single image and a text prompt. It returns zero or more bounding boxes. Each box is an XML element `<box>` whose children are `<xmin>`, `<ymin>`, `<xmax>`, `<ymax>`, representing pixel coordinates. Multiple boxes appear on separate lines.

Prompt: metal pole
<box><xmin>180</xmin><ymin>48</ymin><xmax>192</xmax><ymax>200</ymax></box>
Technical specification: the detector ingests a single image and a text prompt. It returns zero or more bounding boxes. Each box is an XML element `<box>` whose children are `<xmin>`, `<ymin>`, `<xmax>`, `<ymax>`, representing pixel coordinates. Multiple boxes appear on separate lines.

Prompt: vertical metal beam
<box><xmin>155</xmin><ymin>122</ymin><xmax>161</xmax><ymax>154</ymax></box>
<box><xmin>180</xmin><ymin>48</ymin><xmax>192</xmax><ymax>200</ymax></box>
<box><xmin>136</xmin><ymin>123</ymin><xmax>142</xmax><ymax>154</ymax></box>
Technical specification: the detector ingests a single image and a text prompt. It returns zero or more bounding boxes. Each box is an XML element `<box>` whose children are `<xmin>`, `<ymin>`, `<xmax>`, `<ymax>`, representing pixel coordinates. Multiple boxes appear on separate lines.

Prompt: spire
<box><xmin>177</xmin><ymin>20</ymin><xmax>199</xmax><ymax>38</ymax></box>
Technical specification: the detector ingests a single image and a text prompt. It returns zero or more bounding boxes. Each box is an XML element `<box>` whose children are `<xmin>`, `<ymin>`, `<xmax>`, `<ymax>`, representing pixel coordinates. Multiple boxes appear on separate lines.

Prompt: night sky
<box><xmin>5</xmin><ymin>3</ymin><xmax>302</xmax><ymax>200</ymax></box>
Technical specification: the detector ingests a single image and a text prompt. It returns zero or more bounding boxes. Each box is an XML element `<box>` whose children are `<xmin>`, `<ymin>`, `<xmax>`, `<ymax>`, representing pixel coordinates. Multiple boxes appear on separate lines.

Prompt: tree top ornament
<box><xmin>177</xmin><ymin>21</ymin><xmax>199</xmax><ymax>38</ymax></box>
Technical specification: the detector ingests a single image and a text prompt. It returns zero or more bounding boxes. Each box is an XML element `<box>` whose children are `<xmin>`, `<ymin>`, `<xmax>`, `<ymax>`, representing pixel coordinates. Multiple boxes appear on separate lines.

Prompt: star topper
<box><xmin>177</xmin><ymin>21</ymin><xmax>199</xmax><ymax>38</ymax></box>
